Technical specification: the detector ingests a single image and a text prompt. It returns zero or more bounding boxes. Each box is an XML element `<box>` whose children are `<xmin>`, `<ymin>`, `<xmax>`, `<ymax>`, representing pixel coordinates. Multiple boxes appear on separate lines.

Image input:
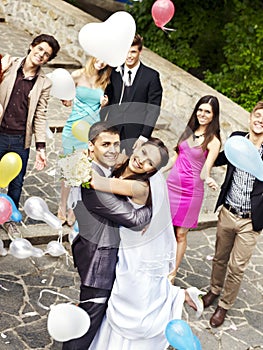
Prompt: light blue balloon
<box><xmin>224</xmin><ymin>135</ymin><xmax>263</xmax><ymax>181</ymax></box>
<box><xmin>0</xmin><ymin>193</ymin><xmax>22</xmax><ymax>222</ymax></box>
<box><xmin>193</xmin><ymin>335</ymin><xmax>202</xmax><ymax>350</ymax></box>
<box><xmin>165</xmin><ymin>319</ymin><xmax>195</xmax><ymax>350</ymax></box>
<box><xmin>73</xmin><ymin>220</ymin><xmax>79</xmax><ymax>233</ymax></box>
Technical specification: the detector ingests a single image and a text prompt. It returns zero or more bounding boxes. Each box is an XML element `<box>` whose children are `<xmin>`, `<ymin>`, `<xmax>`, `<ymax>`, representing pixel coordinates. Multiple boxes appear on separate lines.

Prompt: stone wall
<box><xmin>0</xmin><ymin>0</ymin><xmax>98</xmax><ymax>64</ymax></box>
<box><xmin>0</xmin><ymin>0</ymin><xmax>249</xmax><ymax>142</ymax></box>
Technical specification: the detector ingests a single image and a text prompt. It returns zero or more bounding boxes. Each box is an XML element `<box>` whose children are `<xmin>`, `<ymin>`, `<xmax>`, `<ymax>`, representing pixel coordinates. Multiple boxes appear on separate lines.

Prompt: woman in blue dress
<box><xmin>58</xmin><ymin>56</ymin><xmax>111</xmax><ymax>226</ymax></box>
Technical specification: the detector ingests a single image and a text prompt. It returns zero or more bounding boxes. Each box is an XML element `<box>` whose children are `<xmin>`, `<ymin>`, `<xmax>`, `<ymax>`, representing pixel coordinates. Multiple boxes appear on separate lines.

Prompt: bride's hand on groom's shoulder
<box><xmin>90</xmin><ymin>169</ymin><xmax>99</xmax><ymax>188</ymax></box>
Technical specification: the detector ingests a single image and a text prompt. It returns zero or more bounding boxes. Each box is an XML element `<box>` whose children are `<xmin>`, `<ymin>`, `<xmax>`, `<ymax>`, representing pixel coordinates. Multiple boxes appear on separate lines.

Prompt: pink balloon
<box><xmin>151</xmin><ymin>0</ymin><xmax>175</xmax><ymax>28</ymax></box>
<box><xmin>0</xmin><ymin>197</ymin><xmax>12</xmax><ymax>224</ymax></box>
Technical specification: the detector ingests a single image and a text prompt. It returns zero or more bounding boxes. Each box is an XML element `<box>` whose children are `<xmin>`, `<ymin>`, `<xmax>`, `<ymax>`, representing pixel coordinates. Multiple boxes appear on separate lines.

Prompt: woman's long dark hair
<box><xmin>175</xmin><ymin>95</ymin><xmax>221</xmax><ymax>152</ymax></box>
<box><xmin>112</xmin><ymin>137</ymin><xmax>169</xmax><ymax>206</ymax></box>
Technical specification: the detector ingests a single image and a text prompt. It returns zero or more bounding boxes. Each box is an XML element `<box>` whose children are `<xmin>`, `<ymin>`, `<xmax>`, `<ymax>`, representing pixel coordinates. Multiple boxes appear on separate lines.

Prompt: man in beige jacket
<box><xmin>0</xmin><ymin>34</ymin><xmax>60</xmax><ymax>238</ymax></box>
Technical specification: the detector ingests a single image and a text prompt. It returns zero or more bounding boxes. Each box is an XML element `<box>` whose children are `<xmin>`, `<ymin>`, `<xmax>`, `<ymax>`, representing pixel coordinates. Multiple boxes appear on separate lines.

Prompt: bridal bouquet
<box><xmin>58</xmin><ymin>150</ymin><xmax>92</xmax><ymax>188</ymax></box>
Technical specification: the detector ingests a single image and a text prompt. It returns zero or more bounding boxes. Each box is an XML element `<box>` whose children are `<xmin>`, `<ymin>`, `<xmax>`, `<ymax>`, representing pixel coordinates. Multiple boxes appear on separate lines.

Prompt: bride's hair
<box><xmin>112</xmin><ymin>137</ymin><xmax>169</xmax><ymax>207</ymax></box>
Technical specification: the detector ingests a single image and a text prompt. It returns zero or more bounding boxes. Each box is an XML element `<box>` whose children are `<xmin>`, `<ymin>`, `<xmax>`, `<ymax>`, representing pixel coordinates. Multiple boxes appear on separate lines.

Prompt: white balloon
<box><xmin>9</xmin><ymin>238</ymin><xmax>34</xmax><ymax>259</ymax></box>
<box><xmin>31</xmin><ymin>247</ymin><xmax>45</xmax><ymax>258</ymax></box>
<box><xmin>24</xmin><ymin>197</ymin><xmax>62</xmax><ymax>230</ymax></box>
<box><xmin>47</xmin><ymin>68</ymin><xmax>76</xmax><ymax>100</ymax></box>
<box><xmin>47</xmin><ymin>303</ymin><xmax>90</xmax><ymax>342</ymax></box>
<box><xmin>46</xmin><ymin>241</ymin><xmax>67</xmax><ymax>257</ymax></box>
<box><xmin>0</xmin><ymin>239</ymin><xmax>8</xmax><ymax>256</ymax></box>
<box><xmin>79</xmin><ymin>11</ymin><xmax>136</xmax><ymax>67</ymax></box>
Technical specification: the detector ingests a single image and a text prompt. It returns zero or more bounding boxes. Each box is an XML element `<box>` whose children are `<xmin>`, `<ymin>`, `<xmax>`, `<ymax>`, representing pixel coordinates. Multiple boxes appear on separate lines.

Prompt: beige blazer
<box><xmin>0</xmin><ymin>57</ymin><xmax>52</xmax><ymax>148</ymax></box>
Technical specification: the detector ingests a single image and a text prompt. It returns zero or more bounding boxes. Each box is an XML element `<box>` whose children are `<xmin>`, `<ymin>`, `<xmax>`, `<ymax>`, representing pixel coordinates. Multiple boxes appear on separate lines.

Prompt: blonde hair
<box><xmin>82</xmin><ymin>56</ymin><xmax>111</xmax><ymax>90</ymax></box>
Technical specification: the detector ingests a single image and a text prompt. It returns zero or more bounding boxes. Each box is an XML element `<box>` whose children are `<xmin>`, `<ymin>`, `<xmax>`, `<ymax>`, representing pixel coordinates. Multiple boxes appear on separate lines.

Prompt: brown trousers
<box><xmin>211</xmin><ymin>206</ymin><xmax>261</xmax><ymax>310</ymax></box>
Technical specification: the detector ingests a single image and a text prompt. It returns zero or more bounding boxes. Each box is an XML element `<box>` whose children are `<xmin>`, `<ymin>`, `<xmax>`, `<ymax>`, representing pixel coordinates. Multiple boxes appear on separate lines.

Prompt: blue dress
<box><xmin>62</xmin><ymin>86</ymin><xmax>103</xmax><ymax>155</ymax></box>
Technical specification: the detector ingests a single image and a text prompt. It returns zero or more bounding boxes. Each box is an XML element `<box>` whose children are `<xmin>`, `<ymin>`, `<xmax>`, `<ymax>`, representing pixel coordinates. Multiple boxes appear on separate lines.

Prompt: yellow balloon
<box><xmin>0</xmin><ymin>152</ymin><xmax>23</xmax><ymax>188</ymax></box>
<box><xmin>72</xmin><ymin>120</ymin><xmax>90</xmax><ymax>143</ymax></box>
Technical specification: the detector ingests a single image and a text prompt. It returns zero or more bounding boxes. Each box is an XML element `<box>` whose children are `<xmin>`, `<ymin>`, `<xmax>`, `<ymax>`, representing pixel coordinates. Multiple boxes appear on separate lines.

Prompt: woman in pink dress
<box><xmin>166</xmin><ymin>95</ymin><xmax>221</xmax><ymax>281</ymax></box>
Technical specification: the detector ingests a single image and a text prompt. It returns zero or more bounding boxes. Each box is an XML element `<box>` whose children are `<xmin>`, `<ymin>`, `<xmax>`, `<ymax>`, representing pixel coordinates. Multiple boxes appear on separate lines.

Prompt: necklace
<box><xmin>193</xmin><ymin>133</ymin><xmax>204</xmax><ymax>141</ymax></box>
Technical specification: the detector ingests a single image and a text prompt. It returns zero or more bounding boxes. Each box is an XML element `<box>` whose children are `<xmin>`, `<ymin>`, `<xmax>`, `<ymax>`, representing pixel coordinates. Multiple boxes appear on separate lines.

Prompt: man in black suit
<box><xmin>202</xmin><ymin>101</ymin><xmax>263</xmax><ymax>327</ymax></box>
<box><xmin>101</xmin><ymin>34</ymin><xmax>163</xmax><ymax>156</ymax></box>
<box><xmin>62</xmin><ymin>121</ymin><xmax>151</xmax><ymax>349</ymax></box>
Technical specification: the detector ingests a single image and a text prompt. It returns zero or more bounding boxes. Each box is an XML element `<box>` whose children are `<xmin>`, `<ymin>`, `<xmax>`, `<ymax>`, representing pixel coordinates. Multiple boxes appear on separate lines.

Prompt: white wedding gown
<box><xmin>90</xmin><ymin>172</ymin><xmax>185</xmax><ymax>349</ymax></box>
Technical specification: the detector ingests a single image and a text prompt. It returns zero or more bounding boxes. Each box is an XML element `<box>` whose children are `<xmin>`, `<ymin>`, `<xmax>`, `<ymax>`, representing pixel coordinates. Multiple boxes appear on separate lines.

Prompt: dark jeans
<box><xmin>0</xmin><ymin>133</ymin><xmax>29</xmax><ymax>209</ymax></box>
<box><xmin>62</xmin><ymin>285</ymin><xmax>111</xmax><ymax>350</ymax></box>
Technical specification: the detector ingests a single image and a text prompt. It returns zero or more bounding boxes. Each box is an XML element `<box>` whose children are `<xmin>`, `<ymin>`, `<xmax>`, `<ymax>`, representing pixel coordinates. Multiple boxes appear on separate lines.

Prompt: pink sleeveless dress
<box><xmin>167</xmin><ymin>139</ymin><xmax>208</xmax><ymax>228</ymax></box>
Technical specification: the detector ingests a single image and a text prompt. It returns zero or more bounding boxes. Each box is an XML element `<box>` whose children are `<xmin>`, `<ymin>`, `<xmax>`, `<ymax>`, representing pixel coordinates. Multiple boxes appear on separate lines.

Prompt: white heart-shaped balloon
<box><xmin>47</xmin><ymin>68</ymin><xmax>76</xmax><ymax>100</ymax></box>
<box><xmin>79</xmin><ymin>11</ymin><xmax>136</xmax><ymax>67</ymax></box>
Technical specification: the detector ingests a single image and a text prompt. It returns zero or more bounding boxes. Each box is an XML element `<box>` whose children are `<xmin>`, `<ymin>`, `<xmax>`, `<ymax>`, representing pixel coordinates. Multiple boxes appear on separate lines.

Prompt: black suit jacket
<box><xmin>72</xmin><ymin>163</ymin><xmax>151</xmax><ymax>290</ymax></box>
<box><xmin>214</xmin><ymin>131</ymin><xmax>263</xmax><ymax>231</ymax></box>
<box><xmin>101</xmin><ymin>63</ymin><xmax>162</xmax><ymax>151</ymax></box>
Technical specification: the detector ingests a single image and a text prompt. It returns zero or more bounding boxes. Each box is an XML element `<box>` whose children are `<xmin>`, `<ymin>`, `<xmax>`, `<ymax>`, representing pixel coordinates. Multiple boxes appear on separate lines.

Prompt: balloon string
<box><xmin>21</xmin><ymin>221</ymin><xmax>27</xmax><ymax>228</ymax></box>
<box><xmin>162</xmin><ymin>27</ymin><xmax>177</xmax><ymax>32</ymax></box>
<box><xmin>38</xmin><ymin>289</ymin><xmax>75</xmax><ymax>310</ymax></box>
<box><xmin>58</xmin><ymin>229</ymin><xmax>63</xmax><ymax>243</ymax></box>
<box><xmin>37</xmin><ymin>289</ymin><xmax>107</xmax><ymax>311</ymax></box>
<box><xmin>0</xmin><ymin>284</ymin><xmax>10</xmax><ymax>291</ymax></box>
<box><xmin>65</xmin><ymin>253</ymin><xmax>74</xmax><ymax>265</ymax></box>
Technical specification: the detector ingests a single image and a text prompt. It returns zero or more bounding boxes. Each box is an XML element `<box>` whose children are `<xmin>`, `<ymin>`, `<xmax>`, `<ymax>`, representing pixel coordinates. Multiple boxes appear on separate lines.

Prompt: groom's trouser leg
<box><xmin>62</xmin><ymin>285</ymin><xmax>111</xmax><ymax>350</ymax></box>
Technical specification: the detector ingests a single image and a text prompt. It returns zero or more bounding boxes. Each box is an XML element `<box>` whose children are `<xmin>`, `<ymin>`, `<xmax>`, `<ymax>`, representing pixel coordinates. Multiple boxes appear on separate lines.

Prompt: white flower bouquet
<box><xmin>58</xmin><ymin>150</ymin><xmax>92</xmax><ymax>188</ymax></box>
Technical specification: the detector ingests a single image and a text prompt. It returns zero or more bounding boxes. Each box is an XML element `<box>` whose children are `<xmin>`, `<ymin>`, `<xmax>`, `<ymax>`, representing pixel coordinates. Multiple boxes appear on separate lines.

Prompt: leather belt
<box><xmin>224</xmin><ymin>203</ymin><xmax>251</xmax><ymax>219</ymax></box>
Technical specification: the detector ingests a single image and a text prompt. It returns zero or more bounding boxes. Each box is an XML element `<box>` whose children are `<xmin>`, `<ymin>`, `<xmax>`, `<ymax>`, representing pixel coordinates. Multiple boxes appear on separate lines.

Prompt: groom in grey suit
<box><xmin>62</xmin><ymin>122</ymin><xmax>151</xmax><ymax>350</ymax></box>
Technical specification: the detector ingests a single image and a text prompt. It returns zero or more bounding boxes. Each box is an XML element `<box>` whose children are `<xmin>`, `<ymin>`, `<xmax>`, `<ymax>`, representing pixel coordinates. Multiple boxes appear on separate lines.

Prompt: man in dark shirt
<box><xmin>0</xmin><ymin>34</ymin><xmax>60</xmax><ymax>238</ymax></box>
<box><xmin>202</xmin><ymin>101</ymin><xmax>263</xmax><ymax>327</ymax></box>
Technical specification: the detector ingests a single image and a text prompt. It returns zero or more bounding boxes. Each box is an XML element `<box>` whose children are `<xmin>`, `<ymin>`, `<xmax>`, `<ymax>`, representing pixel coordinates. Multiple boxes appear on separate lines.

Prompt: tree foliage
<box><xmin>128</xmin><ymin>0</ymin><xmax>263</xmax><ymax>110</ymax></box>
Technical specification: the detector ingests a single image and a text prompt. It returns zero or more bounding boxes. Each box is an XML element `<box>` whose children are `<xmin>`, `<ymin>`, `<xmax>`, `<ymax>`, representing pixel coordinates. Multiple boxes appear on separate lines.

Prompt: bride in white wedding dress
<box><xmin>89</xmin><ymin>138</ymin><xmax>204</xmax><ymax>349</ymax></box>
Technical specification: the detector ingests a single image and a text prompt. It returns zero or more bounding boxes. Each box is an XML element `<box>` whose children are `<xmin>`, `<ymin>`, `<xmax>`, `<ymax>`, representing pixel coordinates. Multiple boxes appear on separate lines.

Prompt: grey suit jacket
<box><xmin>72</xmin><ymin>163</ymin><xmax>152</xmax><ymax>290</ymax></box>
<box><xmin>0</xmin><ymin>57</ymin><xmax>52</xmax><ymax>148</ymax></box>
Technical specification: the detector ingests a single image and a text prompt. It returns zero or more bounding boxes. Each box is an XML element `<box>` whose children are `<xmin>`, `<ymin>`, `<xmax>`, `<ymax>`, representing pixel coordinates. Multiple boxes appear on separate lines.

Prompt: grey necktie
<box><xmin>128</xmin><ymin>70</ymin><xmax>132</xmax><ymax>86</ymax></box>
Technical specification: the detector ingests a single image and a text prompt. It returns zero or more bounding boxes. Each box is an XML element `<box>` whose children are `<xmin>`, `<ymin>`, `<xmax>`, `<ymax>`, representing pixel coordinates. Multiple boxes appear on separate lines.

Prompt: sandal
<box><xmin>168</xmin><ymin>270</ymin><xmax>177</xmax><ymax>285</ymax></box>
<box><xmin>186</xmin><ymin>287</ymin><xmax>206</xmax><ymax>318</ymax></box>
<box><xmin>57</xmin><ymin>206</ymin><xmax>67</xmax><ymax>226</ymax></box>
<box><xmin>67</xmin><ymin>208</ymin><xmax>76</xmax><ymax>227</ymax></box>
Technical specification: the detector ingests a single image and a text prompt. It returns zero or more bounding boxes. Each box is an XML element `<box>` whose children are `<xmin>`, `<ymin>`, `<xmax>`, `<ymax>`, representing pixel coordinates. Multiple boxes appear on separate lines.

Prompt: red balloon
<box><xmin>0</xmin><ymin>197</ymin><xmax>12</xmax><ymax>224</ymax></box>
<box><xmin>151</xmin><ymin>0</ymin><xmax>175</xmax><ymax>28</ymax></box>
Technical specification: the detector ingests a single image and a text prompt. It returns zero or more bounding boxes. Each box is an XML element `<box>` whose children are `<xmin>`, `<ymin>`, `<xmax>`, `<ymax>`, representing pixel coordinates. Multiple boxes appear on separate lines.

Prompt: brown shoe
<box><xmin>210</xmin><ymin>306</ymin><xmax>227</xmax><ymax>327</ymax></box>
<box><xmin>202</xmin><ymin>290</ymin><xmax>219</xmax><ymax>308</ymax></box>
